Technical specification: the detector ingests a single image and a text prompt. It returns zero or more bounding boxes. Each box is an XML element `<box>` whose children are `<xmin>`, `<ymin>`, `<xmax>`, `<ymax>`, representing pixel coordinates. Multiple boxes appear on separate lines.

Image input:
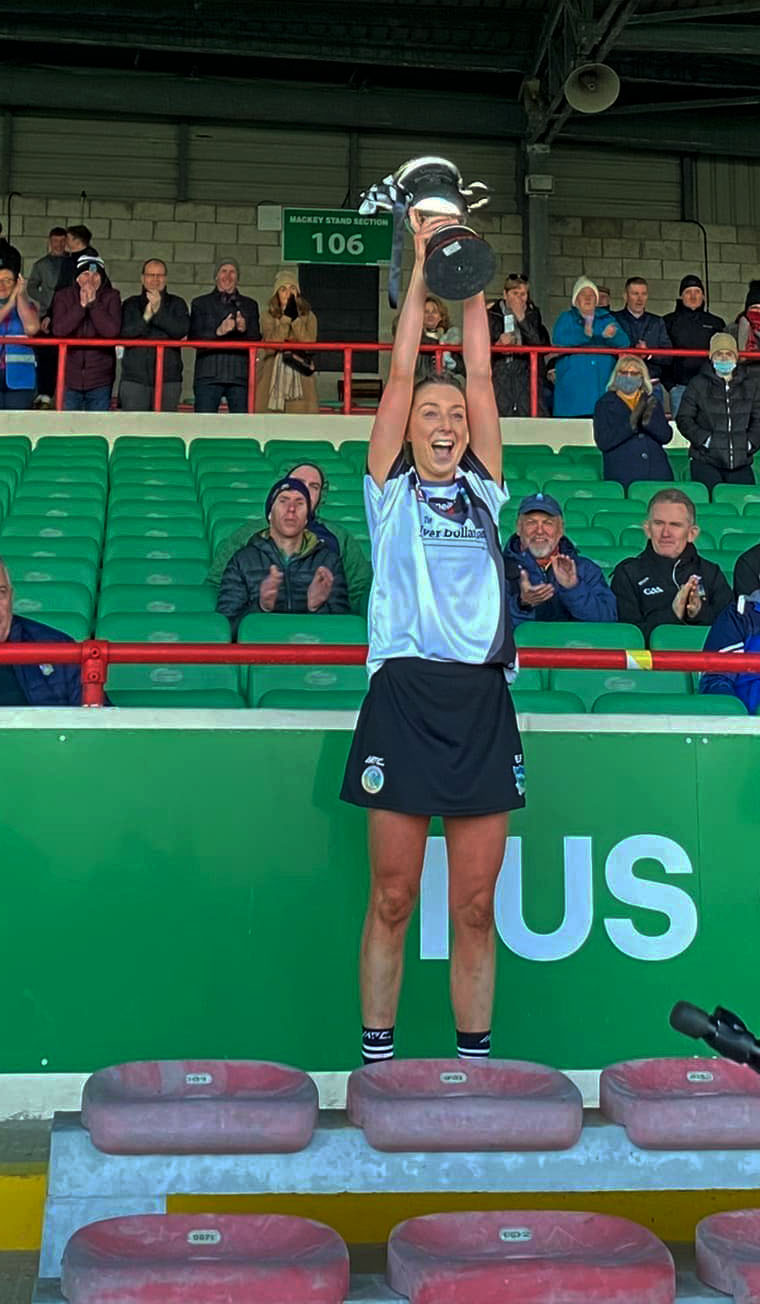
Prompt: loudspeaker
<box><xmin>564</xmin><ymin>63</ymin><xmax>620</xmax><ymax>114</ymax></box>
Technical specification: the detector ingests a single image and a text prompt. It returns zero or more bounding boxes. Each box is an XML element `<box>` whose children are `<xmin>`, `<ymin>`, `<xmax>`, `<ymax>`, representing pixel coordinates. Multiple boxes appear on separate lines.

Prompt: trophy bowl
<box><xmin>360</xmin><ymin>155</ymin><xmax>496</xmax><ymax>304</ymax></box>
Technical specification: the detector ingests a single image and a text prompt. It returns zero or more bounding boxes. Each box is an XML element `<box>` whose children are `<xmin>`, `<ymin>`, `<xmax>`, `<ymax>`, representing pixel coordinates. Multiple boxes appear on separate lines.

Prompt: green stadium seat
<box><xmin>0</xmin><ymin>536</ymin><xmax>101</xmax><ymax>566</ymax></box>
<box><xmin>238</xmin><ymin>612</ymin><xmax>367</xmax><ymax>706</ymax></box>
<box><xmin>700</xmin><ymin>501</ymin><xmax>740</xmax><ymax>520</ymax></box>
<box><xmin>16</xmin><ymin>482</ymin><xmax>105</xmax><ymax>507</ymax></box>
<box><xmin>112</xmin><ymin>436</ymin><xmax>187</xmax><ymax>455</ymax></box>
<box><xmin>627</xmin><ymin>479</ymin><xmax>709</xmax><ymax>505</ymax></box>
<box><xmin>551</xmin><ymin>481</ymin><xmax>625</xmax><ymax>507</ymax></box>
<box><xmin>511</xmin><ymin>690</ymin><xmax>586</xmax><ymax>713</ymax></box>
<box><xmin>112</xmin><ymin>471</ymin><xmax>195</xmax><ymax>493</ymax></box>
<box><xmin>593</xmin><ymin>692</ymin><xmax>747</xmax><ymax>715</ymax></box>
<box><xmin>264</xmin><ymin>439</ymin><xmax>337</xmax><ymax>463</ymax></box>
<box><xmin>504</xmin><ymin>478</ymin><xmax>539</xmax><ymax>501</ymax></box>
<box><xmin>13</xmin><ymin>579</ymin><xmax>93</xmax><ymax>625</ymax></box>
<box><xmin>191</xmin><ymin>455</ymin><xmax>266</xmax><ymax>483</ymax></box>
<box><xmin>338</xmin><ymin>442</ymin><xmax>369</xmax><ymax>470</ymax></box>
<box><xmin>558</xmin><ymin>446</ymin><xmax>603</xmax><ymax>468</ymax></box>
<box><xmin>718</xmin><ymin>528</ymin><xmax>758</xmax><ymax>549</ymax></box>
<box><xmin>543</xmin><ymin>465</ymin><xmax>601</xmax><ymax>485</ymax></box>
<box><xmin>100</xmin><ymin>559</ymin><xmax>210</xmax><ymax>588</ymax></box>
<box><xmin>649</xmin><ymin>625</ymin><xmax>708</xmax><ymax>652</ymax></box>
<box><xmin>109</xmin><ymin>483</ymin><xmax>198</xmax><ymax>504</ymax></box>
<box><xmin>2</xmin><ymin>515</ymin><xmax>103</xmax><ymax>542</ymax></box>
<box><xmin>209</xmin><ymin>515</ymin><xmax>261</xmax><ymax>555</ymax></box>
<box><xmin>110</xmin><ymin>456</ymin><xmax>190</xmax><ymax>476</ymax></box>
<box><xmin>713</xmin><ymin>485</ymin><xmax>760</xmax><ymax>511</ymax></box>
<box><xmin>511</xmin><ymin>668</ymin><xmax>545</xmax><ymax>691</ymax></box>
<box><xmin>188</xmin><ymin>437</ymin><xmax>263</xmax><ymax>462</ymax></box>
<box><xmin>103</xmin><ymin>537</ymin><xmax>209</xmax><ymax>564</ymax></box>
<box><xmin>96</xmin><ymin>611</ymin><xmax>243</xmax><ymax>707</ymax></box>
<box><xmin>0</xmin><ymin>436</ymin><xmax>31</xmax><ymax>454</ymax></box>
<box><xmin>562</xmin><ymin>505</ymin><xmax>590</xmax><ymax>528</ymax></box>
<box><xmin>24</xmin><ymin>461</ymin><xmax>107</xmax><ymax>487</ymax></box>
<box><xmin>97</xmin><ymin>585</ymin><xmax>217</xmax><ymax>618</ymax></box>
<box><xmin>106</xmin><ymin>517</ymin><xmax>206</xmax><ymax>542</ymax></box>
<box><xmin>515</xmin><ymin>621</ymin><xmax>645</xmax><ymax>650</ymax></box>
<box><xmin>6</xmin><ymin>557</ymin><xmax>97</xmax><ymax>591</ymax></box>
<box><xmin>200</xmin><ymin>490</ymin><xmax>265</xmax><ymax>520</ymax></box>
<box><xmin>576</xmin><ymin>544</ymin><xmax>631</xmax><ymax>574</ymax></box>
<box><xmin>742</xmin><ymin>502</ymin><xmax>760</xmax><ymax>518</ymax></box>
<box><xmin>618</xmin><ymin>523</ymin><xmax>648</xmax><ymax>549</ymax></box>
<box><xmin>198</xmin><ymin>471</ymin><xmax>275</xmax><ymax>494</ymax></box>
<box><xmin>506</xmin><ymin>444</ymin><xmax>555</xmax><ymax>461</ymax></box>
<box><xmin>700</xmin><ymin>549</ymin><xmax>733</xmax><ymax>580</ymax></box>
<box><xmin>108</xmin><ymin>500</ymin><xmax>203</xmax><ymax>523</ymax></box>
<box><xmin>35</xmin><ymin>435</ymin><xmax>108</xmax><ymax>455</ymax></box>
<box><xmin>567</xmin><ymin>526</ymin><xmax>615</xmax><ymax>548</ymax></box>
<box><xmin>257</xmin><ymin>688</ymin><xmax>364</xmax><ymax>710</ymax></box>
<box><xmin>9</xmin><ymin>498</ymin><xmax>104</xmax><ymax>522</ymax></box>
<box><xmin>549</xmin><ymin>667</ymin><xmax>692</xmax><ymax>710</ymax></box>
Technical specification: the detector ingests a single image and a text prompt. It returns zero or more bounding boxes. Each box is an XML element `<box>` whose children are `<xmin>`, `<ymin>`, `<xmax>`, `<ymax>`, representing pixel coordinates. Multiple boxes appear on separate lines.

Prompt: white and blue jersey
<box><xmin>364</xmin><ymin>448</ymin><xmax>517</xmax><ymax>679</ymax></box>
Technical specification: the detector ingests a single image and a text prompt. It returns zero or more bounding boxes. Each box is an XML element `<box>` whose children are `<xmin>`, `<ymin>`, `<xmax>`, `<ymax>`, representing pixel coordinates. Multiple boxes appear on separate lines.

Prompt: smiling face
<box><xmin>645</xmin><ymin>500</ymin><xmax>698</xmax><ymax>559</ymax></box>
<box><xmin>518</xmin><ymin>511</ymin><xmax>564</xmax><ymax>559</ymax></box>
<box><xmin>0</xmin><ymin>269</ymin><xmax>16</xmax><ymax>301</ymax></box>
<box><xmin>142</xmin><ymin>260</ymin><xmax>167</xmax><ymax>293</ymax></box>
<box><xmin>423</xmin><ymin>299</ymin><xmax>443</xmax><ymax>331</ymax></box>
<box><xmin>49</xmin><ymin>233</ymin><xmax>66</xmax><ymax>256</ymax></box>
<box><xmin>216</xmin><ymin>263</ymin><xmax>238</xmax><ymax>294</ymax></box>
<box><xmin>406</xmin><ymin>381</ymin><xmax>468</xmax><ymax>481</ymax></box>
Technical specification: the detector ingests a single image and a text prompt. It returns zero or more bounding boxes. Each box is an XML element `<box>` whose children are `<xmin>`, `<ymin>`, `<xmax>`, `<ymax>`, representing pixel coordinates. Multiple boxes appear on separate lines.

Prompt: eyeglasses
<box><xmin>506</xmin><ymin>273</ymin><xmax>529</xmax><ymax>283</ymax></box>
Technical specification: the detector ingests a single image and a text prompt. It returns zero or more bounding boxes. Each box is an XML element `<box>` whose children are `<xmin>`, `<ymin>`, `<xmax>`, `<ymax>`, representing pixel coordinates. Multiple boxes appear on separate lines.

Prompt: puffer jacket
<box><xmin>662</xmin><ymin>301</ymin><xmax>725</xmax><ymax>387</ymax></box>
<box><xmin>676</xmin><ymin>362</ymin><xmax>760</xmax><ymax>472</ymax></box>
<box><xmin>504</xmin><ymin>533</ymin><xmax>617</xmax><ymax>627</ymax></box>
<box><xmin>216</xmin><ymin>529</ymin><xmax>350</xmax><ymax>635</ymax></box>
<box><xmin>700</xmin><ymin>592</ymin><xmax>760</xmax><ymax>711</ymax></box>
<box><xmin>611</xmin><ymin>540</ymin><xmax>732</xmax><ymax>641</ymax></box>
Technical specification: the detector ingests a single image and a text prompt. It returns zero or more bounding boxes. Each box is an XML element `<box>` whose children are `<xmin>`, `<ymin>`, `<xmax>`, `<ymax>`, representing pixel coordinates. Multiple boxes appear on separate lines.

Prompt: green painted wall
<box><xmin>1</xmin><ymin>724</ymin><xmax>756</xmax><ymax>1073</ymax></box>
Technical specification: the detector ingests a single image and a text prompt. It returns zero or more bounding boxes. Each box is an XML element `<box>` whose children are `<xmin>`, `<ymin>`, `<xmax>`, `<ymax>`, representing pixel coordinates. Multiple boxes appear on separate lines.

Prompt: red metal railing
<box><xmin>6</xmin><ymin>337</ymin><xmax>741</xmax><ymax>417</ymax></box>
<box><xmin>1</xmin><ymin>642</ymin><xmax>758</xmax><ymax>708</ymax></box>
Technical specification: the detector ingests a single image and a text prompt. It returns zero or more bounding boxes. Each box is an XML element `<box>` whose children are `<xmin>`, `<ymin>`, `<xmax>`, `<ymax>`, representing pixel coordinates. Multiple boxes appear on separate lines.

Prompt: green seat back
<box><xmin>101</xmin><ymin>559</ymin><xmax>210</xmax><ymax>588</ymax></box>
<box><xmin>700</xmin><ymin>549</ymin><xmax>733</xmax><ymax>580</ymax></box>
<box><xmin>188</xmin><ymin>437</ymin><xmax>263</xmax><ymax>462</ymax></box>
<box><xmin>200</xmin><ymin>490</ymin><xmax>266</xmax><ymax>518</ymax></box>
<box><xmin>108</xmin><ymin>500</ymin><xmax>203</xmax><ymax>522</ymax></box>
<box><xmin>0</xmin><ymin>536</ymin><xmax>100</xmax><ymax>565</ymax></box>
<box><xmin>18</xmin><ymin>480</ymin><xmax>105</xmax><ymax>503</ymax></box>
<box><xmin>98</xmin><ymin>585</ymin><xmax>217</xmax><ymax>618</ymax></box>
<box><xmin>507</xmin><ymin>444</ymin><xmax>555</xmax><ymax>461</ymax></box>
<box><xmin>504</xmin><ymin>478</ymin><xmax>539</xmax><ymax>501</ymax></box>
<box><xmin>198</xmin><ymin>471</ymin><xmax>275</xmax><ymax>494</ymax></box>
<box><xmin>719</xmin><ymin>529</ymin><xmax>757</xmax><ymax>550</ymax></box>
<box><xmin>264</xmin><ymin>439</ymin><xmax>337</xmax><ymax>462</ymax></box>
<box><xmin>106</xmin><ymin>517</ymin><xmax>206</xmax><ymax>541</ymax></box>
<box><xmin>13</xmin><ymin>579</ymin><xmax>93</xmax><ymax>623</ymax></box>
<box><xmin>649</xmin><ymin>625</ymin><xmax>708</xmax><ymax>652</ymax></box>
<box><xmin>558</xmin><ymin>446</ymin><xmax>603</xmax><ymax>468</ymax></box>
<box><xmin>209</xmin><ymin>515</ymin><xmax>261</xmax><ymax>555</ymax></box>
<box><xmin>103</xmin><ymin>537</ymin><xmax>209</xmax><ymax>563</ymax></box>
<box><xmin>543</xmin><ymin>465</ymin><xmax>601</xmax><ymax>485</ymax></box>
<box><xmin>512</xmin><ymin>668</ymin><xmax>544</xmax><ymax>691</ymax></box>
<box><xmin>257</xmin><ymin>688</ymin><xmax>364</xmax><ymax>710</ymax></box>
<box><xmin>238</xmin><ymin>611</ymin><xmax>367</xmax><ymax>706</ymax></box>
<box><xmin>112</xmin><ymin>436</ymin><xmax>187</xmax><ymax>454</ymax></box>
<box><xmin>7</xmin><ymin>557</ymin><xmax>97</xmax><ymax>591</ymax></box>
<box><xmin>627</xmin><ymin>479</ymin><xmax>709</xmax><ymax>505</ymax></box>
<box><xmin>35</xmin><ymin>435</ymin><xmax>108</xmax><ymax>455</ymax></box>
<box><xmin>550</xmin><ymin>667</ymin><xmax>691</xmax><ymax>710</ymax></box>
<box><xmin>515</xmin><ymin>621</ymin><xmax>644</xmax><ymax>650</ymax></box>
<box><xmin>579</xmin><ymin>545</ymin><xmax>632</xmax><ymax>575</ymax></box>
<box><xmin>593</xmin><ymin>692</ymin><xmax>747</xmax><ymax>715</ymax></box>
<box><xmin>109</xmin><ymin>485</ymin><xmax>199</xmax><ymax>506</ymax></box>
<box><xmin>562</xmin><ymin>505</ymin><xmax>590</xmax><ymax>528</ymax></box>
<box><xmin>713</xmin><ymin>484</ymin><xmax>760</xmax><ymax>511</ymax></box>
<box><xmin>567</xmin><ymin>526</ymin><xmax>615</xmax><ymax>548</ymax></box>
<box><xmin>111</xmin><ymin>468</ymin><xmax>194</xmax><ymax>489</ymax></box>
<box><xmin>0</xmin><ymin>435</ymin><xmax>31</xmax><ymax>454</ymax></box>
<box><xmin>552</xmin><ymin>481</ymin><xmax>625</xmax><ymax>507</ymax></box>
<box><xmin>9</xmin><ymin>498</ymin><xmax>104</xmax><ymax>521</ymax></box>
<box><xmin>742</xmin><ymin>502</ymin><xmax>760</xmax><ymax>519</ymax></box>
<box><xmin>511</xmin><ymin>690</ymin><xmax>586</xmax><ymax>713</ymax></box>
<box><xmin>618</xmin><ymin>523</ymin><xmax>648</xmax><ymax>549</ymax></box>
<box><xmin>2</xmin><ymin>515</ymin><xmax>103</xmax><ymax>542</ymax></box>
<box><xmin>96</xmin><ymin>611</ymin><xmax>242</xmax><ymax>703</ymax></box>
<box><xmin>591</xmin><ymin>509</ymin><xmax>646</xmax><ymax>536</ymax></box>
<box><xmin>700</xmin><ymin>502</ymin><xmax>740</xmax><ymax>520</ymax></box>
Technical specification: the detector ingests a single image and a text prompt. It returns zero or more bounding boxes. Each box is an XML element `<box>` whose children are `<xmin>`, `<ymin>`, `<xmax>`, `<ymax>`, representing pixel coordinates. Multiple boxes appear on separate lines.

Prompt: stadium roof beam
<box><xmin>525</xmin><ymin>0</ymin><xmax>640</xmax><ymax>145</ymax></box>
<box><xmin>616</xmin><ymin>22</ymin><xmax>760</xmax><ymax>54</ymax></box>
<box><xmin>628</xmin><ymin>0</ymin><xmax>760</xmax><ymax>21</ymax></box>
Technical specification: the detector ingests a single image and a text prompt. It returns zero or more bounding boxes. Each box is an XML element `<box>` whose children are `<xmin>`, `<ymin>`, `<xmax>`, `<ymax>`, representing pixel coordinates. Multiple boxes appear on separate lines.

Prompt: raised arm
<box><xmin>367</xmin><ymin>228</ymin><xmax>428</xmax><ymax>488</ymax></box>
<box><xmin>462</xmin><ymin>292</ymin><xmax>502</xmax><ymax>482</ymax></box>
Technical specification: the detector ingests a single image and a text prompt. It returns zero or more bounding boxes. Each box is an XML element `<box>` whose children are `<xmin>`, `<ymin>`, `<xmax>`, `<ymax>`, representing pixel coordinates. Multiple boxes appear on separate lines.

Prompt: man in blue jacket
<box><xmin>699</xmin><ymin>591</ymin><xmax>760</xmax><ymax>713</ymax></box>
<box><xmin>504</xmin><ymin>492</ymin><xmax>617</xmax><ymax>627</ymax></box>
<box><xmin>0</xmin><ymin>562</ymin><xmax>84</xmax><ymax>705</ymax></box>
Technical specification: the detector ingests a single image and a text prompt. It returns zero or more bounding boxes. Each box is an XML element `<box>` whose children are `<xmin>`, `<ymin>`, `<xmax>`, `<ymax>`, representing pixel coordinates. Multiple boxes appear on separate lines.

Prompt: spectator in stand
<box><xmin>487</xmin><ymin>273</ymin><xmax>548</xmax><ymax>416</ymax></box>
<box><xmin>677</xmin><ymin>333</ymin><xmax>760</xmax><ymax>489</ymax></box>
<box><xmin>504</xmin><ymin>492</ymin><xmax>616</xmax><ymax>628</ymax></box>
<box><xmin>593</xmin><ymin>355</ymin><xmax>672</xmax><ymax>489</ymax></box>
<box><xmin>190</xmin><ymin>259</ymin><xmax>260</xmax><ymax>414</ymax></box>
<box><xmin>51</xmin><ymin>254</ymin><xmax>121</xmax><ymax>412</ymax></box>
<box><xmin>735</xmin><ymin>280</ymin><xmax>760</xmax><ymax>365</ymax></box>
<box><xmin>734</xmin><ymin>541</ymin><xmax>760</xmax><ymax>600</ymax></box>
<box><xmin>119</xmin><ymin>259</ymin><xmax>189</xmax><ymax>411</ymax></box>
<box><xmin>207</xmin><ymin>459</ymin><xmax>371</xmax><ymax>614</ymax></box>
<box><xmin>419</xmin><ymin>295</ymin><xmax>462</xmax><ymax>379</ymax></box>
<box><xmin>613</xmin><ymin>276</ymin><xmax>671</xmax><ymax>392</ymax></box>
<box><xmin>0</xmin><ymin>561</ymin><xmax>87</xmax><ymax>705</ymax></box>
<box><xmin>216</xmin><ymin>476</ymin><xmax>349</xmax><ymax>635</ymax></box>
<box><xmin>597</xmin><ymin>286</ymin><xmax>612</xmax><ymax>309</ymax></box>
<box><xmin>552</xmin><ymin>276</ymin><xmax>628</xmax><ymax>417</ymax></box>
<box><xmin>0</xmin><ymin>266</ymin><xmax>40</xmax><ymax>410</ymax></box>
<box><xmin>699</xmin><ymin>591</ymin><xmax>760</xmax><ymax>712</ymax></box>
<box><xmin>27</xmin><ymin>227</ymin><xmax>67</xmax><ymax>409</ymax></box>
<box><xmin>0</xmin><ymin>223</ymin><xmax>21</xmax><ymax>277</ymax></box>
<box><xmin>59</xmin><ymin>225</ymin><xmax>98</xmax><ymax>290</ymax></box>
<box><xmin>256</xmin><ymin>269</ymin><xmax>318</xmax><ymax>414</ymax></box>
<box><xmin>663</xmin><ymin>274</ymin><xmax>725</xmax><ymax>415</ymax></box>
<box><xmin>611</xmin><ymin>488</ymin><xmax>732</xmax><ymax>642</ymax></box>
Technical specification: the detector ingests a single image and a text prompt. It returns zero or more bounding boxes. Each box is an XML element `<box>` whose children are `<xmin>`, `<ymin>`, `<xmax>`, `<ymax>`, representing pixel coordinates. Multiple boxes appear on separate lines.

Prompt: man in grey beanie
<box><xmin>189</xmin><ymin>259</ymin><xmax>260</xmax><ymax>413</ymax></box>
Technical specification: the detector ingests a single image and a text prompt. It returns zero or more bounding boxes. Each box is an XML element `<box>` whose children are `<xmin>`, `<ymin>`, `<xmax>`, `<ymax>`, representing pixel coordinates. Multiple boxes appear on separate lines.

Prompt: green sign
<box><xmin>0</xmin><ymin>720</ymin><xmax>756</xmax><ymax>1073</ymax></box>
<box><xmin>282</xmin><ymin>207</ymin><xmax>393</xmax><ymax>265</ymax></box>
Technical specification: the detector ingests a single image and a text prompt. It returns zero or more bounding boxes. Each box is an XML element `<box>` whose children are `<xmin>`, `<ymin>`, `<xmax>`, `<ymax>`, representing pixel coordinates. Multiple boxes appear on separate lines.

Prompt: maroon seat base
<box><xmin>697</xmin><ymin>1210</ymin><xmax>760</xmax><ymax>1303</ymax></box>
<box><xmin>601</xmin><ymin>1057</ymin><xmax>760</xmax><ymax>1149</ymax></box>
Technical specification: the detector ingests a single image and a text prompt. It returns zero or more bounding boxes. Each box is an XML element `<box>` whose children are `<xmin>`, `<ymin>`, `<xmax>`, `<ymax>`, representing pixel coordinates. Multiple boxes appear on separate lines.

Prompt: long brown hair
<box><xmin>424</xmin><ymin>294</ymin><xmax>451</xmax><ymax>333</ymax></box>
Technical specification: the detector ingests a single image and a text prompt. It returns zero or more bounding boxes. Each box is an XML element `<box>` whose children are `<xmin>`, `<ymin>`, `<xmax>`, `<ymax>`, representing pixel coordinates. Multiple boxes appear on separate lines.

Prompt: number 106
<box><xmin>311</xmin><ymin>232</ymin><xmax>365</xmax><ymax>255</ymax></box>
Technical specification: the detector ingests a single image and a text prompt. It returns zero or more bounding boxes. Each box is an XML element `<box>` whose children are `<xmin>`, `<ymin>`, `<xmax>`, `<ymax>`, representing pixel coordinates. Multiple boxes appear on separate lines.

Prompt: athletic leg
<box><xmin>360</xmin><ymin>808</ymin><xmax>429</xmax><ymax>1031</ymax></box>
<box><xmin>446</xmin><ymin>811</ymin><xmax>508</xmax><ymax>1037</ymax></box>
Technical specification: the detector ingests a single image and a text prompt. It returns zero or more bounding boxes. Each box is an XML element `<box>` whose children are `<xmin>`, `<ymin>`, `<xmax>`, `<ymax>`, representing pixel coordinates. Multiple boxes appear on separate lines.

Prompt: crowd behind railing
<box><xmin>2</xmin><ymin>223</ymin><xmax>760</xmax><ymax>432</ymax></box>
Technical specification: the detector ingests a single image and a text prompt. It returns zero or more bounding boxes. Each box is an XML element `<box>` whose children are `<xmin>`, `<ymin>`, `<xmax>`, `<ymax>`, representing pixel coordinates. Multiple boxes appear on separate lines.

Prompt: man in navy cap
<box><xmin>504</xmin><ymin>491</ymin><xmax>617</xmax><ymax>627</ymax></box>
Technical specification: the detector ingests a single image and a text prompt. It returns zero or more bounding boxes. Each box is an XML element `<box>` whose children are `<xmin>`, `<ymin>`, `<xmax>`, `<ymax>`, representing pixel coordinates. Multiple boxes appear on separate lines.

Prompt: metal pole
<box><xmin>343</xmin><ymin>346</ymin><xmax>353</xmax><ymax>415</ymax></box>
<box><xmin>153</xmin><ymin>344</ymin><xmax>165</xmax><ymax>413</ymax></box>
<box><xmin>55</xmin><ymin>343</ymin><xmax>66</xmax><ymax>411</ymax></box>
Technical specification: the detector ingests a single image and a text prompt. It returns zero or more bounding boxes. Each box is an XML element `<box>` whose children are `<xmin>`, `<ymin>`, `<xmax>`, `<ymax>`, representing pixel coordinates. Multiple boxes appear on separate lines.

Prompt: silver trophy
<box><xmin>360</xmin><ymin>155</ymin><xmax>496</xmax><ymax>307</ymax></box>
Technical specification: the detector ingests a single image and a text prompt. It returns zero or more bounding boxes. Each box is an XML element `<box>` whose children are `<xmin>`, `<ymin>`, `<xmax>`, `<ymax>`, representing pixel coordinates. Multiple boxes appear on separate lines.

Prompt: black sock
<box><xmin>362</xmin><ymin>1026</ymin><xmax>394</xmax><ymax>1064</ymax></box>
<box><xmin>456</xmin><ymin>1029</ymin><xmax>491</xmax><ymax>1060</ymax></box>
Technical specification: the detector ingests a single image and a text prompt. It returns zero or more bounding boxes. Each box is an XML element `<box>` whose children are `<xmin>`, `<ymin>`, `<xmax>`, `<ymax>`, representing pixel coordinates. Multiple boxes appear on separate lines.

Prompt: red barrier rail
<box><xmin>5</xmin><ymin>336</ymin><xmax>741</xmax><ymax>417</ymax></box>
<box><xmin>0</xmin><ymin>641</ymin><xmax>758</xmax><ymax>708</ymax></box>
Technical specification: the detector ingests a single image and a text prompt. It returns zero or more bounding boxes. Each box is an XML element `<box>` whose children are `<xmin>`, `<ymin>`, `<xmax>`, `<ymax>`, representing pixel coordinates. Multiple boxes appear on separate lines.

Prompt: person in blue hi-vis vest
<box><xmin>0</xmin><ymin>265</ymin><xmax>39</xmax><ymax>409</ymax></box>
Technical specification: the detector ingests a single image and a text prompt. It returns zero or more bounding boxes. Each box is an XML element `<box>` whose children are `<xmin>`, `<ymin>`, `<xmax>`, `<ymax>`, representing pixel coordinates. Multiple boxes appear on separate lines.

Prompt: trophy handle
<box><xmin>461</xmin><ymin>180</ymin><xmax>490</xmax><ymax>211</ymax></box>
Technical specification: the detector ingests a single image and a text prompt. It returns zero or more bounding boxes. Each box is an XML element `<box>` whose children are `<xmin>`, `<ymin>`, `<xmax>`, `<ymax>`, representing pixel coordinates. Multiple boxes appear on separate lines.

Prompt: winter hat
<box><xmin>679</xmin><ymin>273</ymin><xmax>704</xmax><ymax>295</ymax></box>
<box><xmin>744</xmin><ymin>280</ymin><xmax>760</xmax><ymax>312</ymax></box>
<box><xmin>214</xmin><ymin>257</ymin><xmax>240</xmax><ymax>277</ymax></box>
<box><xmin>273</xmin><ymin>267</ymin><xmax>300</xmax><ymax>295</ymax></box>
<box><xmin>265</xmin><ymin>476</ymin><xmax>311</xmax><ymax>521</ymax></box>
<box><xmin>571</xmin><ymin>275</ymin><xmax>599</xmax><ymax>306</ymax></box>
<box><xmin>75</xmin><ymin>254</ymin><xmax>105</xmax><ymax>276</ymax></box>
<box><xmin>709</xmin><ymin>332</ymin><xmax>738</xmax><ymax>358</ymax></box>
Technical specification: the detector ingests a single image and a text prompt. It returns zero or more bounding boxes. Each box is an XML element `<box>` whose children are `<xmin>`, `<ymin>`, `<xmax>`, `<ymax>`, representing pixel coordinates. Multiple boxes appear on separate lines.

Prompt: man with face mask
<box><xmin>677</xmin><ymin>333</ymin><xmax>760</xmax><ymax>489</ymax></box>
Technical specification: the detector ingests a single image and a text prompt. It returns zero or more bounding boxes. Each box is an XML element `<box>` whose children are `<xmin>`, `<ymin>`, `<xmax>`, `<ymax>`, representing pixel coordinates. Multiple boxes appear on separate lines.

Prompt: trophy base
<box><xmin>424</xmin><ymin>225</ymin><xmax>496</xmax><ymax>301</ymax></box>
